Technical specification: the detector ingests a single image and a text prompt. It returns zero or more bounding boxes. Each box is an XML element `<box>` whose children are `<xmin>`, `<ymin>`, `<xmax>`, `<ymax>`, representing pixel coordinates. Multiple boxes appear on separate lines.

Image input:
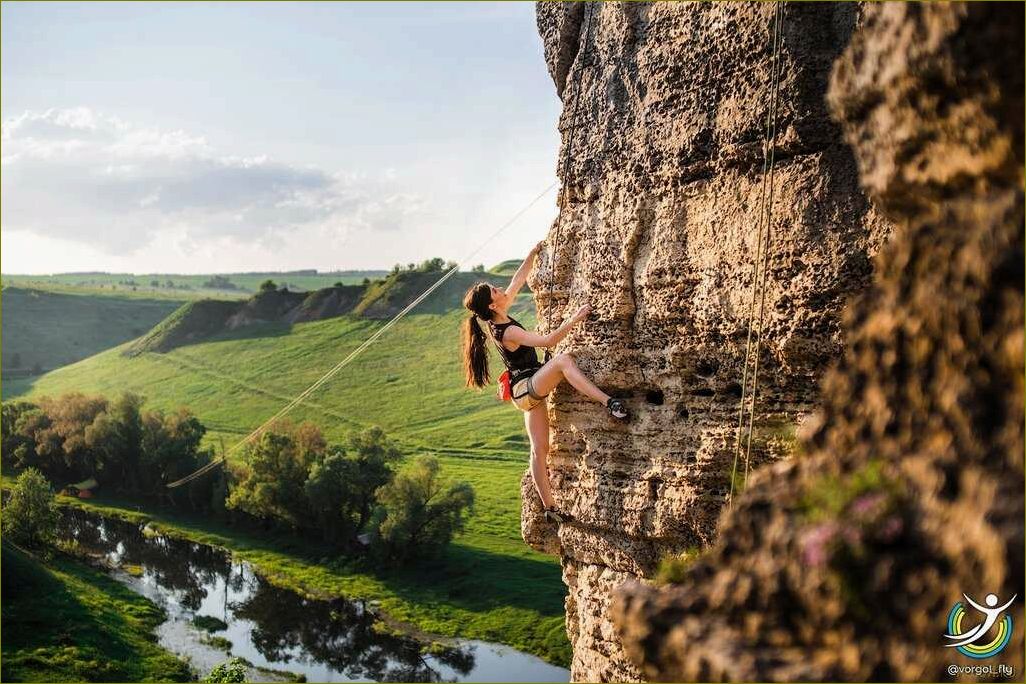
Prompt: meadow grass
<box><xmin>3</xmin><ymin>300</ymin><xmax>571</xmax><ymax>664</ymax></box>
<box><xmin>0</xmin><ymin>542</ymin><xmax>192</xmax><ymax>682</ymax></box>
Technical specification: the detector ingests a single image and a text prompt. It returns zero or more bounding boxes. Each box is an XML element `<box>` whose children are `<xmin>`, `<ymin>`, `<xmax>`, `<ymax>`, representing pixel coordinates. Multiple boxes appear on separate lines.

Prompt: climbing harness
<box><xmin>728</xmin><ymin>3</ymin><xmax>785</xmax><ymax>507</ymax></box>
<box><xmin>542</xmin><ymin>2</ymin><xmax>597</xmax><ymax>363</ymax></box>
<box><xmin>167</xmin><ymin>181</ymin><xmax>557</xmax><ymax>488</ymax></box>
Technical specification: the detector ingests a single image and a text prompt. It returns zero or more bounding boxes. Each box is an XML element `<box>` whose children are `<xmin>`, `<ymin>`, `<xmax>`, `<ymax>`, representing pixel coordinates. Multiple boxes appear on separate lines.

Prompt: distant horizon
<box><xmin>0</xmin><ymin>256</ymin><xmax>522</xmax><ymax>278</ymax></box>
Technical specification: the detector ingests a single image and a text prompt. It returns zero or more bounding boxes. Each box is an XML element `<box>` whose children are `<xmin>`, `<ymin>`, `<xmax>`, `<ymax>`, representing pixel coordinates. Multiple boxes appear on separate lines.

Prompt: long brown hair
<box><xmin>462</xmin><ymin>282</ymin><xmax>494</xmax><ymax>388</ymax></box>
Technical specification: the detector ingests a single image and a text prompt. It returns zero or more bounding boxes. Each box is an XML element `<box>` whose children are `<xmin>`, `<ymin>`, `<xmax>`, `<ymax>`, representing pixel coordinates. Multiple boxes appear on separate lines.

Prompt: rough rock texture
<box><xmin>612</xmin><ymin>3</ymin><xmax>1025</xmax><ymax>681</ymax></box>
<box><xmin>523</xmin><ymin>3</ymin><xmax>891</xmax><ymax>680</ymax></box>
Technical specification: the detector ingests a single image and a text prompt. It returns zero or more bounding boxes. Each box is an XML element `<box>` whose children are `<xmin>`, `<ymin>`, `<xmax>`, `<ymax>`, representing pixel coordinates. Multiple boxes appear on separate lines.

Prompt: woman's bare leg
<box><xmin>525</xmin><ymin>404</ymin><xmax>556</xmax><ymax>509</ymax></box>
<box><xmin>530</xmin><ymin>353</ymin><xmax>610</xmax><ymax>404</ymax></box>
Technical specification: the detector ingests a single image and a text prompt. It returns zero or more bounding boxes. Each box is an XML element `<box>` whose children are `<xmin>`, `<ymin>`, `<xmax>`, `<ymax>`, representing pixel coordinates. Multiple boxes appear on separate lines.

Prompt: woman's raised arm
<box><xmin>502</xmin><ymin>304</ymin><xmax>591</xmax><ymax>350</ymax></box>
<box><xmin>505</xmin><ymin>241</ymin><xmax>543</xmax><ymax>299</ymax></box>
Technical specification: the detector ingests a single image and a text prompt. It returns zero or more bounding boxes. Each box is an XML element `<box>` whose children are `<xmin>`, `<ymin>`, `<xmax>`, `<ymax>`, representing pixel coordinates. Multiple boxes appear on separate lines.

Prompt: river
<box><xmin>59</xmin><ymin>509</ymin><xmax>569</xmax><ymax>683</ymax></box>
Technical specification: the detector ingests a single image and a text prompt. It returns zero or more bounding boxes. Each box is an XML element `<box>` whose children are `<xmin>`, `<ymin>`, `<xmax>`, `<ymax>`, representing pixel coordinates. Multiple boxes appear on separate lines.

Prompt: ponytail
<box><xmin>462</xmin><ymin>314</ymin><xmax>490</xmax><ymax>388</ymax></box>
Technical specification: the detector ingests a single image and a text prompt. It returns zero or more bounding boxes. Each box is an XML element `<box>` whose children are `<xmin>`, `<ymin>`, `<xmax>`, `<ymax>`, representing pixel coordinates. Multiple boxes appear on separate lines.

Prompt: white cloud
<box><xmin>1</xmin><ymin>108</ymin><xmax>425</xmax><ymax>257</ymax></box>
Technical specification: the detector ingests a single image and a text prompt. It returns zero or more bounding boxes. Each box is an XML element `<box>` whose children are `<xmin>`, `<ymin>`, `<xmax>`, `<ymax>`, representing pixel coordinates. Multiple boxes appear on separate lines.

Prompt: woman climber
<box><xmin>461</xmin><ymin>242</ymin><xmax>630</xmax><ymax>525</ymax></box>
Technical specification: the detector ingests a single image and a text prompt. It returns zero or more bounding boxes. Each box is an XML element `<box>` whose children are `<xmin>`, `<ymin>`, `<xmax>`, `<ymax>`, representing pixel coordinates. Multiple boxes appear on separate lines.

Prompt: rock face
<box><xmin>612</xmin><ymin>3</ymin><xmax>1024</xmax><ymax>682</ymax></box>
<box><xmin>524</xmin><ymin>3</ymin><xmax>891</xmax><ymax>680</ymax></box>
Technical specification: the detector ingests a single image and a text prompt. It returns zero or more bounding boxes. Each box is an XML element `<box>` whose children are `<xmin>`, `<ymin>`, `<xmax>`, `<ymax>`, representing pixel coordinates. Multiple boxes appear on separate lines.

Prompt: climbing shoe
<box><xmin>606</xmin><ymin>397</ymin><xmax>630</xmax><ymax>421</ymax></box>
<box><xmin>544</xmin><ymin>507</ymin><xmax>573</xmax><ymax>524</ymax></box>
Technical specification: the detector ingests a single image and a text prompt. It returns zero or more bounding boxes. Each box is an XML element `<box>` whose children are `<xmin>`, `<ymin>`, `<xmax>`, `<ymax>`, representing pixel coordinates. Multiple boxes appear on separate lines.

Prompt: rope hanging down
<box><xmin>728</xmin><ymin>3</ymin><xmax>785</xmax><ymax>506</ymax></box>
<box><xmin>543</xmin><ymin>2</ymin><xmax>597</xmax><ymax>358</ymax></box>
<box><xmin>167</xmin><ymin>181</ymin><xmax>557</xmax><ymax>489</ymax></box>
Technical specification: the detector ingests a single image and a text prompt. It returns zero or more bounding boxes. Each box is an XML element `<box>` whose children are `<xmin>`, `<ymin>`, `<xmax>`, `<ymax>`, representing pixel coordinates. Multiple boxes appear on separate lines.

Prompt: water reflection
<box><xmin>61</xmin><ymin>509</ymin><xmax>567</xmax><ymax>683</ymax></box>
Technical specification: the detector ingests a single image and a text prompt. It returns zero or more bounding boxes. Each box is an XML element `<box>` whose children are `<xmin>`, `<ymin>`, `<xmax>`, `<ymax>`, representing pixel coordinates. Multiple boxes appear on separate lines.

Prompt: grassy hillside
<box><xmin>1</xmin><ymin>543</ymin><xmax>192</xmax><ymax>682</ymax></box>
<box><xmin>490</xmin><ymin>259</ymin><xmax>523</xmax><ymax>276</ymax></box>
<box><xmin>8</xmin><ymin>304</ymin><xmax>537</xmax><ymax>459</ymax></box>
<box><xmin>125</xmin><ymin>270</ymin><xmax>500</xmax><ymax>355</ymax></box>
<box><xmin>2</xmin><ymin>293</ymin><xmax>568</xmax><ymax>661</ymax></box>
<box><xmin>1</xmin><ymin>287</ymin><xmax>184</xmax><ymax>375</ymax></box>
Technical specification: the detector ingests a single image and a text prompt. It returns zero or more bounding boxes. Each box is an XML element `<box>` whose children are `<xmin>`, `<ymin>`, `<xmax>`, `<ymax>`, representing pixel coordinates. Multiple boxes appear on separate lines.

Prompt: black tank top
<box><xmin>488</xmin><ymin>316</ymin><xmax>541</xmax><ymax>380</ymax></box>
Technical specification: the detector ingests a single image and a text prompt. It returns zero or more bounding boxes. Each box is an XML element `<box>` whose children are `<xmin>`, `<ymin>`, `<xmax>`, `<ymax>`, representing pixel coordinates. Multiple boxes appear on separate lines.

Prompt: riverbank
<box><xmin>35</xmin><ymin>488</ymin><xmax>571</xmax><ymax>667</ymax></box>
<box><xmin>0</xmin><ymin>542</ymin><xmax>192</xmax><ymax>682</ymax></box>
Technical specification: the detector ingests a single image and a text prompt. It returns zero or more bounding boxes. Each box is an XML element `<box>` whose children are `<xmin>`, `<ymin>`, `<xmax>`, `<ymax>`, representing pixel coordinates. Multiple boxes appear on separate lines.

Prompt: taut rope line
<box><xmin>742</xmin><ymin>3</ymin><xmax>786</xmax><ymax>487</ymax></box>
<box><xmin>728</xmin><ymin>3</ymin><xmax>785</xmax><ymax>506</ymax></box>
<box><xmin>167</xmin><ymin>181</ymin><xmax>557</xmax><ymax>488</ymax></box>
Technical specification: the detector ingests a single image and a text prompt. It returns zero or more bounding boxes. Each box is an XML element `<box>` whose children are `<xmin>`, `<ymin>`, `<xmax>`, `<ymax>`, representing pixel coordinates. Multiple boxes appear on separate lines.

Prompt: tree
<box><xmin>373</xmin><ymin>456</ymin><xmax>474</xmax><ymax>563</ymax></box>
<box><xmin>304</xmin><ymin>427</ymin><xmax>401</xmax><ymax>547</ymax></box>
<box><xmin>472</xmin><ymin>264</ymin><xmax>485</xmax><ymax>273</ymax></box>
<box><xmin>346</xmin><ymin>427</ymin><xmax>401</xmax><ymax>532</ymax></box>
<box><xmin>226</xmin><ymin>422</ymin><xmax>324</xmax><ymax>529</ymax></box>
<box><xmin>417</xmin><ymin>258</ymin><xmax>445</xmax><ymax>273</ymax></box>
<box><xmin>139</xmin><ymin>405</ymin><xmax>207</xmax><ymax>496</ymax></box>
<box><xmin>33</xmin><ymin>393</ymin><xmax>109</xmax><ymax>481</ymax></box>
<box><xmin>1</xmin><ymin>401</ymin><xmax>37</xmax><ymax>462</ymax></box>
<box><xmin>259</xmin><ymin>279</ymin><xmax>277</xmax><ymax>293</ymax></box>
<box><xmin>2</xmin><ymin>468</ymin><xmax>58</xmax><ymax>549</ymax></box>
<box><xmin>85</xmin><ymin>392</ymin><xmax>144</xmax><ymax>490</ymax></box>
<box><xmin>304</xmin><ymin>448</ymin><xmax>359</xmax><ymax>545</ymax></box>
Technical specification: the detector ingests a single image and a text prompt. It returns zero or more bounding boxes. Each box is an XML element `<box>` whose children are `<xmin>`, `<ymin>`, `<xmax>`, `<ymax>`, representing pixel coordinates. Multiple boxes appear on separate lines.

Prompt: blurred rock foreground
<box><xmin>524</xmin><ymin>2</ymin><xmax>1024</xmax><ymax>681</ymax></box>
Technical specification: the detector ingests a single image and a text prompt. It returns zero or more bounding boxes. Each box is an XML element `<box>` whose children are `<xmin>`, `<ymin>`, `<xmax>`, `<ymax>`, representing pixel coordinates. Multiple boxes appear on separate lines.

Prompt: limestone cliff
<box><xmin>612</xmin><ymin>3</ymin><xmax>1025</xmax><ymax>682</ymax></box>
<box><xmin>522</xmin><ymin>3</ymin><xmax>891</xmax><ymax>680</ymax></box>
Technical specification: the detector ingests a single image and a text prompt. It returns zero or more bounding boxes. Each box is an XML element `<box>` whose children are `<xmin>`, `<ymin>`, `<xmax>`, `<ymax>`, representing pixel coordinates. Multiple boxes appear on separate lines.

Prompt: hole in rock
<box><xmin>645</xmin><ymin>389</ymin><xmax>665</xmax><ymax>405</ymax></box>
<box><xmin>695</xmin><ymin>358</ymin><xmax>720</xmax><ymax>378</ymax></box>
<box><xmin>690</xmin><ymin>387</ymin><xmax>715</xmax><ymax>397</ymax></box>
<box><xmin>722</xmin><ymin>382</ymin><xmax>743</xmax><ymax>398</ymax></box>
<box><xmin>676</xmin><ymin>404</ymin><xmax>690</xmax><ymax>420</ymax></box>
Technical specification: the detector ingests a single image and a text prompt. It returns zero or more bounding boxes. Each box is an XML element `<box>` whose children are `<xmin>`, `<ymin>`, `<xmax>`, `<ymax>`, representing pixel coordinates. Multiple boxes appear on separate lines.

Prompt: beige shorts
<box><xmin>511</xmin><ymin>374</ymin><xmax>546</xmax><ymax>412</ymax></box>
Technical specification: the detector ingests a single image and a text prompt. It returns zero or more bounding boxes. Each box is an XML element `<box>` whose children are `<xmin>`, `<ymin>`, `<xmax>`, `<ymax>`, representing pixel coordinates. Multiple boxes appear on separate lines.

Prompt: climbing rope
<box><xmin>728</xmin><ymin>3</ymin><xmax>785</xmax><ymax>506</ymax></box>
<box><xmin>167</xmin><ymin>181</ymin><xmax>557</xmax><ymax>488</ymax></box>
<box><xmin>543</xmin><ymin>2</ymin><xmax>597</xmax><ymax>361</ymax></box>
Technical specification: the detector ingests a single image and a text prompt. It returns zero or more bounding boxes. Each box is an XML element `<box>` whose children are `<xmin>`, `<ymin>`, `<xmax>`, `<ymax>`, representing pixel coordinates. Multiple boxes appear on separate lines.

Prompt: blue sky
<box><xmin>1</xmin><ymin>2</ymin><xmax>562</xmax><ymax>273</ymax></box>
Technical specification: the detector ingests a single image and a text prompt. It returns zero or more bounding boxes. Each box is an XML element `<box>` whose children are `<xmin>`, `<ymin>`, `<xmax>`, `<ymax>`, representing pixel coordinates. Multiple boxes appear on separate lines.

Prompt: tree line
<box><xmin>1</xmin><ymin>392</ymin><xmax>474</xmax><ymax>564</ymax></box>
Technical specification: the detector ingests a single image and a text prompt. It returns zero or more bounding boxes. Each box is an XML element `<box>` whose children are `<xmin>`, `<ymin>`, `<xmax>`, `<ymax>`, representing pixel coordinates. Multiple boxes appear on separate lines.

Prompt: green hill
<box><xmin>126</xmin><ymin>269</ymin><xmax>498</xmax><ymax>356</ymax></box>
<box><xmin>2</xmin><ymin>290</ymin><xmax>561</xmax><ymax>655</ymax></box>
<box><xmin>490</xmin><ymin>259</ymin><xmax>523</xmax><ymax>276</ymax></box>
<box><xmin>1</xmin><ymin>287</ymin><xmax>184</xmax><ymax>375</ymax></box>
<box><xmin>1</xmin><ymin>266</ymin><xmax>566</xmax><ymax>662</ymax></box>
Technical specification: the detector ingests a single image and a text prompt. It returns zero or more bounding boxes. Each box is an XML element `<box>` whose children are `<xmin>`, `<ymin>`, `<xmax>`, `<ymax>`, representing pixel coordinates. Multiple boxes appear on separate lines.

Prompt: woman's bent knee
<box><xmin>556</xmin><ymin>352</ymin><xmax>576</xmax><ymax>368</ymax></box>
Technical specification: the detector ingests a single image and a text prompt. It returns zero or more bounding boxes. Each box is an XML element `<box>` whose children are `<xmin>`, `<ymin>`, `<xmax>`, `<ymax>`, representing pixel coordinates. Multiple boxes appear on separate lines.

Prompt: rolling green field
<box><xmin>2</xmin><ymin>291</ymin><xmax>570</xmax><ymax>663</ymax></box>
<box><xmin>1</xmin><ymin>543</ymin><xmax>192</xmax><ymax>682</ymax></box>
<box><xmin>1</xmin><ymin>287</ymin><xmax>186</xmax><ymax>373</ymax></box>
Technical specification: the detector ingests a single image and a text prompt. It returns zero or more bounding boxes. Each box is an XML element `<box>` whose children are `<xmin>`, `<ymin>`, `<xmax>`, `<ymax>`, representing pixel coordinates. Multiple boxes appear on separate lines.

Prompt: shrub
<box><xmin>226</xmin><ymin>421</ymin><xmax>325</xmax><ymax>529</ymax></box>
<box><xmin>2</xmin><ymin>468</ymin><xmax>58</xmax><ymax>549</ymax></box>
<box><xmin>304</xmin><ymin>427</ymin><xmax>401</xmax><ymax>547</ymax></box>
<box><xmin>204</xmin><ymin>657</ymin><xmax>246</xmax><ymax>683</ymax></box>
<box><xmin>259</xmin><ymin>279</ymin><xmax>277</xmax><ymax>293</ymax></box>
<box><xmin>373</xmin><ymin>456</ymin><xmax>474</xmax><ymax>563</ymax></box>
